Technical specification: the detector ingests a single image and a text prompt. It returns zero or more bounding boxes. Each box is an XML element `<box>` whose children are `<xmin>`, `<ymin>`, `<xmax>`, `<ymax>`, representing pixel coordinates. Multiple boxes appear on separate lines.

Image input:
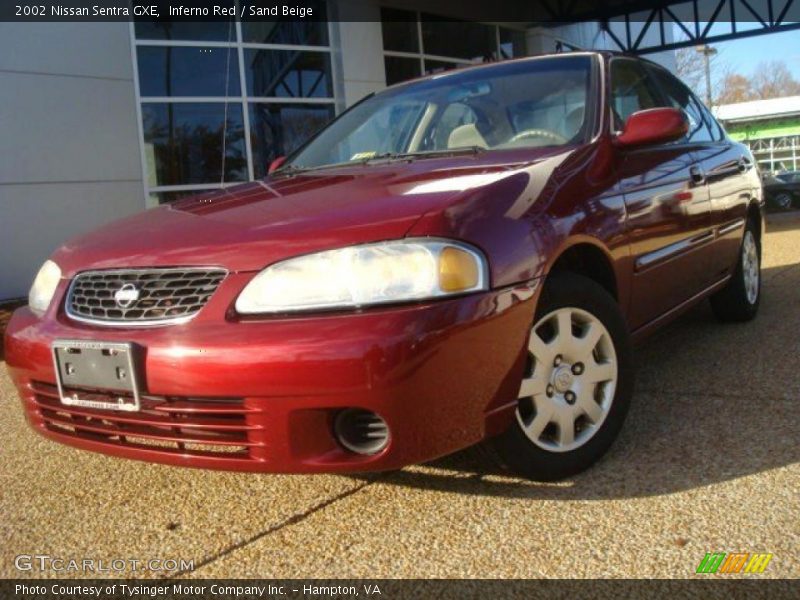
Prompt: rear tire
<box><xmin>710</xmin><ymin>220</ymin><xmax>761</xmax><ymax>322</ymax></box>
<box><xmin>772</xmin><ymin>192</ymin><xmax>793</xmax><ymax>211</ymax></box>
<box><xmin>491</xmin><ymin>273</ymin><xmax>634</xmax><ymax>481</ymax></box>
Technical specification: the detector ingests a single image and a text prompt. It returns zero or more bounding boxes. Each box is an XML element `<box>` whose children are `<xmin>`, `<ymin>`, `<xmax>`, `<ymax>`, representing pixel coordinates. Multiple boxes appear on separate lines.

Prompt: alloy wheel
<box><xmin>742</xmin><ymin>230</ymin><xmax>759</xmax><ymax>305</ymax></box>
<box><xmin>516</xmin><ymin>307</ymin><xmax>617</xmax><ymax>453</ymax></box>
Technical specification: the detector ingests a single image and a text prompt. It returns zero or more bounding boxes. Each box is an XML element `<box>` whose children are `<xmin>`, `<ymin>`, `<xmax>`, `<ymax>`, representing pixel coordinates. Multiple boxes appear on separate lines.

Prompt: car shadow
<box><xmin>357</xmin><ymin>255</ymin><xmax>800</xmax><ymax>500</ymax></box>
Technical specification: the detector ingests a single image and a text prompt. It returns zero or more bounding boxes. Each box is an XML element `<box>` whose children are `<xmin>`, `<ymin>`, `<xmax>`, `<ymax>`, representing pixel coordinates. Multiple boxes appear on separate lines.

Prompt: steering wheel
<box><xmin>508</xmin><ymin>128</ymin><xmax>568</xmax><ymax>145</ymax></box>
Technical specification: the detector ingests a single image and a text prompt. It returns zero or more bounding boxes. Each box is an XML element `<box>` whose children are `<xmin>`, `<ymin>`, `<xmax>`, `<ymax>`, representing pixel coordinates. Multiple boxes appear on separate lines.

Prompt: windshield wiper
<box><xmin>364</xmin><ymin>146</ymin><xmax>486</xmax><ymax>163</ymax></box>
<box><xmin>273</xmin><ymin>146</ymin><xmax>486</xmax><ymax>176</ymax></box>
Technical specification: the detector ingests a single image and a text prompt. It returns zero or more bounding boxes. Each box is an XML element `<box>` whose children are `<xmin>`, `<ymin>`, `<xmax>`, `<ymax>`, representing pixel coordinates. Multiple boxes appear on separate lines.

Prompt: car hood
<box><xmin>52</xmin><ymin>150</ymin><xmax>568</xmax><ymax>275</ymax></box>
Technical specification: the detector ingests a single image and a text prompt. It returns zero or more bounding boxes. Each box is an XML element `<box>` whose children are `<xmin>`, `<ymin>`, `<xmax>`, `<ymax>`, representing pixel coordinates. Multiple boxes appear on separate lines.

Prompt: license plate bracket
<box><xmin>52</xmin><ymin>340</ymin><xmax>142</xmax><ymax>411</ymax></box>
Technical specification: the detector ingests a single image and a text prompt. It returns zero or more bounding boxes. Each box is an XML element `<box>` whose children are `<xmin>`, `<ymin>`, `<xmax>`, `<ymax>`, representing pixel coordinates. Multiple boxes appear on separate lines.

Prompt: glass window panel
<box><xmin>610</xmin><ymin>59</ymin><xmax>663</xmax><ymax>128</ymax></box>
<box><xmin>381</xmin><ymin>9</ymin><xmax>419</xmax><ymax>53</ymax></box>
<box><xmin>134</xmin><ymin>21</ymin><xmax>235</xmax><ymax>42</ymax></box>
<box><xmin>249</xmin><ymin>103</ymin><xmax>335</xmax><ymax>178</ymax></box>
<box><xmin>384</xmin><ymin>56</ymin><xmax>422</xmax><ymax>86</ymax></box>
<box><xmin>499</xmin><ymin>28</ymin><xmax>527</xmax><ymax>59</ymax></box>
<box><xmin>240</xmin><ymin>3</ymin><xmax>329</xmax><ymax>46</ymax></box>
<box><xmin>421</xmin><ymin>17</ymin><xmax>495</xmax><ymax>61</ymax></box>
<box><xmin>141</xmin><ymin>103</ymin><xmax>247</xmax><ymax>187</ymax></box>
<box><xmin>137</xmin><ymin>47</ymin><xmax>240</xmax><ymax>97</ymax></box>
<box><xmin>424</xmin><ymin>60</ymin><xmax>462</xmax><ymax>76</ymax></box>
<box><xmin>649</xmin><ymin>67</ymin><xmax>714</xmax><ymax>142</ymax></box>
<box><xmin>244</xmin><ymin>49</ymin><xmax>332</xmax><ymax>98</ymax></box>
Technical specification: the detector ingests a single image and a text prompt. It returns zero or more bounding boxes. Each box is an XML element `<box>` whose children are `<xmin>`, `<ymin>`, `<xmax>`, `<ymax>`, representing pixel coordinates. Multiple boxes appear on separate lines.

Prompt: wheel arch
<box><xmin>544</xmin><ymin>239</ymin><xmax>619</xmax><ymax>303</ymax></box>
<box><xmin>747</xmin><ymin>199</ymin><xmax>765</xmax><ymax>246</ymax></box>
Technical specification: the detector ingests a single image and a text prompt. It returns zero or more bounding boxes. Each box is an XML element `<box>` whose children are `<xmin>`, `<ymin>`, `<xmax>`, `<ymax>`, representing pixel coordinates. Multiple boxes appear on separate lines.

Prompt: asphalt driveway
<box><xmin>1</xmin><ymin>215</ymin><xmax>799</xmax><ymax>580</ymax></box>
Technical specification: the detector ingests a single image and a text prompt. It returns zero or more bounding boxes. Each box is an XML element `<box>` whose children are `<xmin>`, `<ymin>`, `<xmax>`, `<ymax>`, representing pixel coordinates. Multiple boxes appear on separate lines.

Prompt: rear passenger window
<box><xmin>610</xmin><ymin>60</ymin><xmax>663</xmax><ymax>130</ymax></box>
<box><xmin>649</xmin><ymin>67</ymin><xmax>715</xmax><ymax>143</ymax></box>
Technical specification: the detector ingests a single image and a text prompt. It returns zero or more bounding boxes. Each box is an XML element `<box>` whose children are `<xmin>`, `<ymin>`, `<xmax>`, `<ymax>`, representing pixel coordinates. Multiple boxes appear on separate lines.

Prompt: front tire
<box><xmin>491</xmin><ymin>273</ymin><xmax>634</xmax><ymax>481</ymax></box>
<box><xmin>709</xmin><ymin>221</ymin><xmax>761</xmax><ymax>322</ymax></box>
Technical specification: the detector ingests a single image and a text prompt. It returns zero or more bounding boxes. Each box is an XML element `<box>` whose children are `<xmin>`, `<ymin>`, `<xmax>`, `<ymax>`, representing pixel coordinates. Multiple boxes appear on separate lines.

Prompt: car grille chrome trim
<box><xmin>65</xmin><ymin>267</ymin><xmax>227</xmax><ymax>327</ymax></box>
<box><xmin>30</xmin><ymin>381</ymin><xmax>260</xmax><ymax>459</ymax></box>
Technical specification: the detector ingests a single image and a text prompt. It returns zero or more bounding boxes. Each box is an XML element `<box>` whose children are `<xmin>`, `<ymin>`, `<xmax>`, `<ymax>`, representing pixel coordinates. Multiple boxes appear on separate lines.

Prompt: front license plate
<box><xmin>52</xmin><ymin>340</ymin><xmax>141</xmax><ymax>411</ymax></box>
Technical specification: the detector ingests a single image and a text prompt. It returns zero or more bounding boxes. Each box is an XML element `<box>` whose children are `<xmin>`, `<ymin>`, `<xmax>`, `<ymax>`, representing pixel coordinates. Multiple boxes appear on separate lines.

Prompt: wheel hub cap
<box><xmin>553</xmin><ymin>366</ymin><xmax>574</xmax><ymax>393</ymax></box>
<box><xmin>516</xmin><ymin>307</ymin><xmax>618</xmax><ymax>453</ymax></box>
<box><xmin>742</xmin><ymin>231</ymin><xmax>759</xmax><ymax>305</ymax></box>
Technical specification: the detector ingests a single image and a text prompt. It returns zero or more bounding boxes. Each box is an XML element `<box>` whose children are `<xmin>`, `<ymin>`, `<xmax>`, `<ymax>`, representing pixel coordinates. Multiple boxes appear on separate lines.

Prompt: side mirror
<box><xmin>615</xmin><ymin>107</ymin><xmax>688</xmax><ymax>148</ymax></box>
<box><xmin>268</xmin><ymin>156</ymin><xmax>286</xmax><ymax>174</ymax></box>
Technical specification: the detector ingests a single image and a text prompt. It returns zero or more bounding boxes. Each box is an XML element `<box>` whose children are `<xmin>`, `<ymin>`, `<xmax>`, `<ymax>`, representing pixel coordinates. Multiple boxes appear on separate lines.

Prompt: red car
<box><xmin>5</xmin><ymin>52</ymin><xmax>763</xmax><ymax>480</ymax></box>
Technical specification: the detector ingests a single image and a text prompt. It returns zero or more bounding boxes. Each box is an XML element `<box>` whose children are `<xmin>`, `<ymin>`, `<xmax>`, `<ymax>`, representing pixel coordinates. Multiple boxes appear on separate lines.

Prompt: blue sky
<box><xmin>676</xmin><ymin>24</ymin><xmax>800</xmax><ymax>79</ymax></box>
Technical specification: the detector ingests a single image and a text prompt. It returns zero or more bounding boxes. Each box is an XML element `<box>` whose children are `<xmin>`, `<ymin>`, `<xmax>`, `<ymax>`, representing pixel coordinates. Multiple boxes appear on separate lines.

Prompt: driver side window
<box><xmin>610</xmin><ymin>60</ymin><xmax>663</xmax><ymax>130</ymax></box>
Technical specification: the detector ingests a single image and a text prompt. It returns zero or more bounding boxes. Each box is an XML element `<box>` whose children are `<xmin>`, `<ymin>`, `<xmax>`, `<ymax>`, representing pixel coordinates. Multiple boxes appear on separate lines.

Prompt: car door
<box><xmin>648</xmin><ymin>65</ymin><xmax>753</xmax><ymax>283</ymax></box>
<box><xmin>611</xmin><ymin>58</ymin><xmax>713</xmax><ymax>330</ymax></box>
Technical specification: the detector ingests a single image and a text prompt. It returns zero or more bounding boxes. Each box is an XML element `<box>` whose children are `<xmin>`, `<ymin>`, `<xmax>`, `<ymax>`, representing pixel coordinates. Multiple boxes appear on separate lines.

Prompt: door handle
<box><xmin>690</xmin><ymin>166</ymin><xmax>706</xmax><ymax>186</ymax></box>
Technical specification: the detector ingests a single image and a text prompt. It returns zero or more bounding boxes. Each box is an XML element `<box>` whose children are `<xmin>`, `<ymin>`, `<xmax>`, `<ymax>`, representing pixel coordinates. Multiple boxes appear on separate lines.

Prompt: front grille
<box><xmin>30</xmin><ymin>381</ymin><xmax>261</xmax><ymax>459</ymax></box>
<box><xmin>66</xmin><ymin>267</ymin><xmax>226</xmax><ymax>325</ymax></box>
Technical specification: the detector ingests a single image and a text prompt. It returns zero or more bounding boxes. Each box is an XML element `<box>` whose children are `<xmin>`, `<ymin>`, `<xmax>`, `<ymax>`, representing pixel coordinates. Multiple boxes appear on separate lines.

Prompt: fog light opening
<box><xmin>333</xmin><ymin>409</ymin><xmax>390</xmax><ymax>455</ymax></box>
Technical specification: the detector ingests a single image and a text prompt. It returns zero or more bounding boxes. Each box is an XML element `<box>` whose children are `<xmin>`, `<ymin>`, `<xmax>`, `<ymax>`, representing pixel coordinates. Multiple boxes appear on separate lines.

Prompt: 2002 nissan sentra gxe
<box><xmin>4</xmin><ymin>52</ymin><xmax>763</xmax><ymax>481</ymax></box>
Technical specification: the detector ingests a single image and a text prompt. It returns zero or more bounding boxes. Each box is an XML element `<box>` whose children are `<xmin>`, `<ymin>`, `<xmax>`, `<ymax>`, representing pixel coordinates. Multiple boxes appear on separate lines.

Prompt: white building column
<box><xmin>330</xmin><ymin>0</ymin><xmax>387</xmax><ymax>109</ymax></box>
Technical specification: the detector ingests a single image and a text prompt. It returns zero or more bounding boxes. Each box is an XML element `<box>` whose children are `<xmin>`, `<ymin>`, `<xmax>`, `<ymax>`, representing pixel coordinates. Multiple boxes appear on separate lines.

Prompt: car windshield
<box><xmin>285</xmin><ymin>55</ymin><xmax>594</xmax><ymax>171</ymax></box>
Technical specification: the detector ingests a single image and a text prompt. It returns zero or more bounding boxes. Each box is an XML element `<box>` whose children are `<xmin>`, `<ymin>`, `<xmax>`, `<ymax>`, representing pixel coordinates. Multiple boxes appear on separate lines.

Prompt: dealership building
<box><xmin>715</xmin><ymin>95</ymin><xmax>800</xmax><ymax>173</ymax></box>
<box><xmin>0</xmin><ymin>1</ymin><xmax>677</xmax><ymax>300</ymax></box>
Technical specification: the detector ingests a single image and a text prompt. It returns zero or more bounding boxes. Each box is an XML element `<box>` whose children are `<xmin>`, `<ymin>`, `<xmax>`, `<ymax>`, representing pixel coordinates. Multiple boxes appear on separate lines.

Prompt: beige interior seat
<box><xmin>564</xmin><ymin>106</ymin><xmax>585</xmax><ymax>138</ymax></box>
<box><xmin>447</xmin><ymin>124</ymin><xmax>489</xmax><ymax>149</ymax></box>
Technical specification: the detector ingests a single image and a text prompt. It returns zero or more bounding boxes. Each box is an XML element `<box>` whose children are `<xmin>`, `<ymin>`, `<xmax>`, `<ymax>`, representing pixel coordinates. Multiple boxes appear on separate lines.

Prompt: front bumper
<box><xmin>4</xmin><ymin>277</ymin><xmax>538</xmax><ymax>473</ymax></box>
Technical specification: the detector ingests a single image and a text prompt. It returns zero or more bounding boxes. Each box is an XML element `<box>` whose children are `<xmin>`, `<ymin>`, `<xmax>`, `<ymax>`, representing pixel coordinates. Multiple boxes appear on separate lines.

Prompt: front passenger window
<box><xmin>610</xmin><ymin>60</ymin><xmax>662</xmax><ymax>130</ymax></box>
<box><xmin>649</xmin><ymin>67</ymin><xmax>714</xmax><ymax>143</ymax></box>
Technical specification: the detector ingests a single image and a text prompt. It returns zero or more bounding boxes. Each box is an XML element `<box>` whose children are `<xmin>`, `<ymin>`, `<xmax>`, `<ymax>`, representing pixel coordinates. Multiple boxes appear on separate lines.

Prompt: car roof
<box><xmin>384</xmin><ymin>50</ymin><xmax>660</xmax><ymax>91</ymax></box>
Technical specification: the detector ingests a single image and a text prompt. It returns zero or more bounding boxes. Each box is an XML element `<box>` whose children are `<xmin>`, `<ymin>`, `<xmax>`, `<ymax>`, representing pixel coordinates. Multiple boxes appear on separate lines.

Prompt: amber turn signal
<box><xmin>438</xmin><ymin>246</ymin><xmax>481</xmax><ymax>292</ymax></box>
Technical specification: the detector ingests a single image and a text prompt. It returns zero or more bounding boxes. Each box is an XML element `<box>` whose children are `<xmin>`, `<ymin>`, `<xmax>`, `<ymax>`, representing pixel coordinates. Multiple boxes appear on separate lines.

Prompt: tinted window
<box><xmin>424</xmin><ymin>60</ymin><xmax>461</xmax><ymax>76</ymax></box>
<box><xmin>649</xmin><ymin>67</ymin><xmax>714</xmax><ymax>143</ymax></box>
<box><xmin>499</xmin><ymin>28</ymin><xmax>527</xmax><ymax>59</ymax></box>
<box><xmin>385</xmin><ymin>56</ymin><xmax>422</xmax><ymax>86</ymax></box>
<box><xmin>381</xmin><ymin>9</ymin><xmax>419</xmax><ymax>53</ymax></box>
<box><xmin>240</xmin><ymin>3</ymin><xmax>329</xmax><ymax>46</ymax></box>
<box><xmin>610</xmin><ymin>59</ymin><xmax>662</xmax><ymax>129</ymax></box>
<box><xmin>244</xmin><ymin>49</ymin><xmax>332</xmax><ymax>98</ymax></box>
<box><xmin>420</xmin><ymin>16</ymin><xmax>495</xmax><ymax>61</ymax></box>
<box><xmin>137</xmin><ymin>47</ymin><xmax>240</xmax><ymax>97</ymax></box>
<box><xmin>141</xmin><ymin>103</ymin><xmax>247</xmax><ymax>186</ymax></box>
<box><xmin>134</xmin><ymin>21</ymin><xmax>235</xmax><ymax>42</ymax></box>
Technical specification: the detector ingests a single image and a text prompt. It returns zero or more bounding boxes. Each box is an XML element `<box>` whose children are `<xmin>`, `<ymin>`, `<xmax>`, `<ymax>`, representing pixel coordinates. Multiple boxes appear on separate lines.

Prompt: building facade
<box><xmin>714</xmin><ymin>95</ymin><xmax>800</xmax><ymax>173</ymax></box>
<box><xmin>0</xmin><ymin>0</ymin><xmax>675</xmax><ymax>300</ymax></box>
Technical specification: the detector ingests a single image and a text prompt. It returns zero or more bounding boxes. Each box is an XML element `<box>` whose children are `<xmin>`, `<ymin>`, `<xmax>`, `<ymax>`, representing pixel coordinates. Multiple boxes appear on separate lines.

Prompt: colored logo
<box><xmin>696</xmin><ymin>552</ymin><xmax>773</xmax><ymax>574</ymax></box>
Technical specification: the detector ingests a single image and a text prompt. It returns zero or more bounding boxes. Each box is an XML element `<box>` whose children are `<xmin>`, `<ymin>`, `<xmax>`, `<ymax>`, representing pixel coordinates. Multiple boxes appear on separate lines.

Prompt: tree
<box><xmin>675</xmin><ymin>46</ymin><xmax>711</xmax><ymax>96</ymax></box>
<box><xmin>716</xmin><ymin>73</ymin><xmax>753</xmax><ymax>105</ymax></box>
<box><xmin>750</xmin><ymin>60</ymin><xmax>800</xmax><ymax>99</ymax></box>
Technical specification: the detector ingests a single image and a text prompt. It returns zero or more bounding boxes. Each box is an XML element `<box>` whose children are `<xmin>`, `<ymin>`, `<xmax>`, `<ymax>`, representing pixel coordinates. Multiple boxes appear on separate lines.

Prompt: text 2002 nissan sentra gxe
<box><xmin>4</xmin><ymin>52</ymin><xmax>763</xmax><ymax>480</ymax></box>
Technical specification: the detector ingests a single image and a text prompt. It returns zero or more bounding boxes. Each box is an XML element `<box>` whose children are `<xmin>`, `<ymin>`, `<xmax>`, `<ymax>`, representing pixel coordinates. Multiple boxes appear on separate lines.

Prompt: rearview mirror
<box><xmin>615</xmin><ymin>107</ymin><xmax>688</xmax><ymax>148</ymax></box>
<box><xmin>268</xmin><ymin>156</ymin><xmax>286</xmax><ymax>174</ymax></box>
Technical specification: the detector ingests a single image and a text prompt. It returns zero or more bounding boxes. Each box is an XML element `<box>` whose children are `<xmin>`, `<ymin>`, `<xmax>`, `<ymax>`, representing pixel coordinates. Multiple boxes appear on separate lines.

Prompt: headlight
<box><xmin>28</xmin><ymin>260</ymin><xmax>62</xmax><ymax>317</ymax></box>
<box><xmin>235</xmin><ymin>239</ymin><xmax>488</xmax><ymax>314</ymax></box>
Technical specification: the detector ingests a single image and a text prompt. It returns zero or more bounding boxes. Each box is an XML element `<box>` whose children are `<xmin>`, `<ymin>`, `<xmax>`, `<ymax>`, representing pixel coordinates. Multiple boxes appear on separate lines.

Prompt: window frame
<box><xmin>129</xmin><ymin>5</ymin><xmax>339</xmax><ymax>207</ymax></box>
<box><xmin>381</xmin><ymin>10</ymin><xmax>527</xmax><ymax>86</ymax></box>
<box><xmin>607</xmin><ymin>56</ymin><xmax>668</xmax><ymax>134</ymax></box>
<box><xmin>645</xmin><ymin>62</ymin><xmax>727</xmax><ymax>145</ymax></box>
